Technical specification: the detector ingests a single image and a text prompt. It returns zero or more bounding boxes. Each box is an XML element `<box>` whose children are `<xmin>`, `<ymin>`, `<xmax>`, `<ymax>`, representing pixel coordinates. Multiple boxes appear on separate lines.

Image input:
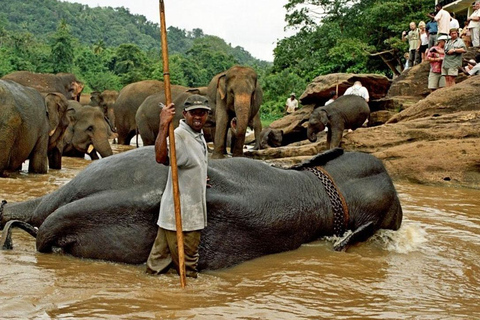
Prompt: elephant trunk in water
<box><xmin>231</xmin><ymin>94</ymin><xmax>251</xmax><ymax>156</ymax></box>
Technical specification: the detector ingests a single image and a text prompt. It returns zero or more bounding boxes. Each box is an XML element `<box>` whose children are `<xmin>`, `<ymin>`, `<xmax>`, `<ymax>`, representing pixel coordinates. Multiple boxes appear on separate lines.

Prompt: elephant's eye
<box><xmin>87</xmin><ymin>126</ymin><xmax>94</xmax><ymax>132</ymax></box>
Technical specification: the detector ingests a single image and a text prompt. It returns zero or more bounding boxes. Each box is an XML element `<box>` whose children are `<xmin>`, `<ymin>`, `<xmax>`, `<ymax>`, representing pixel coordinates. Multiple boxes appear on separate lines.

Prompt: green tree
<box><xmin>50</xmin><ymin>20</ymin><xmax>74</xmax><ymax>73</ymax></box>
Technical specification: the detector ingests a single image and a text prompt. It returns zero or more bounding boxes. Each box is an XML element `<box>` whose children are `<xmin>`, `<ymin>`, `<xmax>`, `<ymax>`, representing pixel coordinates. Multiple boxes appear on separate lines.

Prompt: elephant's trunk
<box><xmin>93</xmin><ymin>139</ymin><xmax>113</xmax><ymax>158</ymax></box>
<box><xmin>232</xmin><ymin>95</ymin><xmax>250</xmax><ymax>156</ymax></box>
<box><xmin>307</xmin><ymin>126</ymin><xmax>318</xmax><ymax>142</ymax></box>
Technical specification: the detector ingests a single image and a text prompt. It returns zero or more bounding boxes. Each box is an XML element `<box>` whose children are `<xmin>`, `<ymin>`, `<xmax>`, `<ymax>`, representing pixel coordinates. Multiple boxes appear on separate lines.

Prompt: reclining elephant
<box><xmin>307</xmin><ymin>95</ymin><xmax>370</xmax><ymax>149</ymax></box>
<box><xmin>0</xmin><ymin>80</ymin><xmax>70</xmax><ymax>176</ymax></box>
<box><xmin>0</xmin><ymin>147</ymin><xmax>402</xmax><ymax>270</ymax></box>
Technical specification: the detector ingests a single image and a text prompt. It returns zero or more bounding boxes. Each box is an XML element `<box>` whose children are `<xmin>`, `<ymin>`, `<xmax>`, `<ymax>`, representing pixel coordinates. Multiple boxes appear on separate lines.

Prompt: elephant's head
<box><xmin>66</xmin><ymin>102</ymin><xmax>114</xmax><ymax>158</ymax></box>
<box><xmin>45</xmin><ymin>92</ymin><xmax>70</xmax><ymax>149</ymax></box>
<box><xmin>90</xmin><ymin>90</ymin><xmax>118</xmax><ymax>133</ymax></box>
<box><xmin>259</xmin><ymin>128</ymin><xmax>284</xmax><ymax>149</ymax></box>
<box><xmin>307</xmin><ymin>107</ymin><xmax>328</xmax><ymax>142</ymax></box>
<box><xmin>217</xmin><ymin>66</ymin><xmax>262</xmax><ymax>156</ymax></box>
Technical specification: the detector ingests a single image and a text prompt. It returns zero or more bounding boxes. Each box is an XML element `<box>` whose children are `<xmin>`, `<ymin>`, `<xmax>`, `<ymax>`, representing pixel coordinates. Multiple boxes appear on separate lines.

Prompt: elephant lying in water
<box><xmin>0</xmin><ymin>147</ymin><xmax>402</xmax><ymax>270</ymax></box>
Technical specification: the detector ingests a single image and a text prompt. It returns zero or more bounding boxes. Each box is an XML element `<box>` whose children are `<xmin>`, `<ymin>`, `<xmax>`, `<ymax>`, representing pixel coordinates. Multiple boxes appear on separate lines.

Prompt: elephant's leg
<box><xmin>36</xmin><ymin>190</ymin><xmax>159</xmax><ymax>264</ymax></box>
<box><xmin>252</xmin><ymin>113</ymin><xmax>262</xmax><ymax>150</ymax></box>
<box><xmin>0</xmin><ymin>113</ymin><xmax>20</xmax><ymax>175</ymax></box>
<box><xmin>48</xmin><ymin>147</ymin><xmax>62</xmax><ymax>169</ymax></box>
<box><xmin>212</xmin><ymin>106</ymin><xmax>229</xmax><ymax>159</ymax></box>
<box><xmin>326</xmin><ymin>128</ymin><xmax>332</xmax><ymax>149</ymax></box>
<box><xmin>329</xmin><ymin>124</ymin><xmax>345</xmax><ymax>149</ymax></box>
<box><xmin>28</xmin><ymin>135</ymin><xmax>48</xmax><ymax>174</ymax></box>
<box><xmin>333</xmin><ymin>221</ymin><xmax>375</xmax><ymax>251</ymax></box>
<box><xmin>0</xmin><ymin>220</ymin><xmax>37</xmax><ymax>250</ymax></box>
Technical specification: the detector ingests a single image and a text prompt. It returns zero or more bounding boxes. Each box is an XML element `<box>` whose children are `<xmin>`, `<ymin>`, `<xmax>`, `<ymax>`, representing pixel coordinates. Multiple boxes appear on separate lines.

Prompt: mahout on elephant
<box><xmin>307</xmin><ymin>95</ymin><xmax>370</xmax><ymax>149</ymax></box>
<box><xmin>135</xmin><ymin>86</ymin><xmax>214</xmax><ymax>146</ymax></box>
<box><xmin>113</xmin><ymin>80</ymin><xmax>165</xmax><ymax>145</ymax></box>
<box><xmin>207</xmin><ymin>65</ymin><xmax>263</xmax><ymax>158</ymax></box>
<box><xmin>0</xmin><ymin>147</ymin><xmax>402</xmax><ymax>271</ymax></box>
<box><xmin>2</xmin><ymin>71</ymin><xmax>84</xmax><ymax>101</ymax></box>
<box><xmin>0</xmin><ymin>80</ymin><xmax>70</xmax><ymax>176</ymax></box>
<box><xmin>62</xmin><ymin>101</ymin><xmax>115</xmax><ymax>160</ymax></box>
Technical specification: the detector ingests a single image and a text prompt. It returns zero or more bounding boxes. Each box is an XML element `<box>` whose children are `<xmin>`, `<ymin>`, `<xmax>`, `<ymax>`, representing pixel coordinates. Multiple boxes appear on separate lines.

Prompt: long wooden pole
<box><xmin>159</xmin><ymin>0</ymin><xmax>186</xmax><ymax>288</ymax></box>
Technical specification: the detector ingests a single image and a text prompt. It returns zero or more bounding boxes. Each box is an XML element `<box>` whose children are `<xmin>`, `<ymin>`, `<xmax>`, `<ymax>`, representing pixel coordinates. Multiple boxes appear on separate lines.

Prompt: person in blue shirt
<box><xmin>426</xmin><ymin>13</ymin><xmax>439</xmax><ymax>49</ymax></box>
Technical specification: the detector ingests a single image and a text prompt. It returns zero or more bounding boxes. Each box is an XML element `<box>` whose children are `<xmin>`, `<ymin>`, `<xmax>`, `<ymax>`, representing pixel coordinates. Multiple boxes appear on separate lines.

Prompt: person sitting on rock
<box><xmin>464</xmin><ymin>54</ymin><xmax>480</xmax><ymax>76</ymax></box>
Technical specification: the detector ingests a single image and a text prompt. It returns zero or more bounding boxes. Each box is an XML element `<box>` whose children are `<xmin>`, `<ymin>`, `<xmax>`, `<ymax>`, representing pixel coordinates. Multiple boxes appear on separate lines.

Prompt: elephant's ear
<box><xmin>217</xmin><ymin>74</ymin><xmax>227</xmax><ymax>100</ymax></box>
<box><xmin>45</xmin><ymin>93</ymin><xmax>68</xmax><ymax>135</ymax></box>
<box><xmin>66</xmin><ymin>106</ymin><xmax>77</xmax><ymax>123</ymax></box>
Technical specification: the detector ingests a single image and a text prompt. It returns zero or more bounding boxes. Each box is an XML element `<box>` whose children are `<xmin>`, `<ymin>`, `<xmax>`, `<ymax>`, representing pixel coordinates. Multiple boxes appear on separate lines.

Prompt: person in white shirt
<box><xmin>429</xmin><ymin>4</ymin><xmax>451</xmax><ymax>36</ymax></box>
<box><xmin>450</xmin><ymin>12</ymin><xmax>460</xmax><ymax>29</ymax></box>
<box><xmin>467</xmin><ymin>1</ymin><xmax>480</xmax><ymax>47</ymax></box>
<box><xmin>344</xmin><ymin>81</ymin><xmax>369</xmax><ymax>102</ymax></box>
<box><xmin>285</xmin><ymin>93</ymin><xmax>298</xmax><ymax>114</ymax></box>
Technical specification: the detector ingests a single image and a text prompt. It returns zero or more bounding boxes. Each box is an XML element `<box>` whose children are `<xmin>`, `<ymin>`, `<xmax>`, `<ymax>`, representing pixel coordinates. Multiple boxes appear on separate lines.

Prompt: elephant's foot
<box><xmin>211</xmin><ymin>152</ymin><xmax>226</xmax><ymax>159</ymax></box>
<box><xmin>333</xmin><ymin>221</ymin><xmax>375</xmax><ymax>251</ymax></box>
<box><xmin>0</xmin><ymin>220</ymin><xmax>38</xmax><ymax>250</ymax></box>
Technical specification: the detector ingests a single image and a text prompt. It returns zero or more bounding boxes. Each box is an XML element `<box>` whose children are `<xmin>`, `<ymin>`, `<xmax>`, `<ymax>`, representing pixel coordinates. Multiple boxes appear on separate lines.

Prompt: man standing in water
<box><xmin>146</xmin><ymin>95</ymin><xmax>210</xmax><ymax>279</ymax></box>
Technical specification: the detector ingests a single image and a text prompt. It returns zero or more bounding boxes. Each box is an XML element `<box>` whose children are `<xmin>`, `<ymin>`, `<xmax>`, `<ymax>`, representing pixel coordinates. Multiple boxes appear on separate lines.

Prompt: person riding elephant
<box><xmin>2</xmin><ymin>71</ymin><xmax>84</xmax><ymax>101</ymax></box>
<box><xmin>0</xmin><ymin>147</ymin><xmax>403</xmax><ymax>271</ymax></box>
<box><xmin>113</xmin><ymin>80</ymin><xmax>166</xmax><ymax>145</ymax></box>
<box><xmin>207</xmin><ymin>66</ymin><xmax>263</xmax><ymax>158</ymax></box>
<box><xmin>0</xmin><ymin>80</ymin><xmax>71</xmax><ymax>176</ymax></box>
<box><xmin>136</xmin><ymin>86</ymin><xmax>214</xmax><ymax>146</ymax></box>
<box><xmin>307</xmin><ymin>95</ymin><xmax>370</xmax><ymax>149</ymax></box>
<box><xmin>62</xmin><ymin>101</ymin><xmax>115</xmax><ymax>160</ymax></box>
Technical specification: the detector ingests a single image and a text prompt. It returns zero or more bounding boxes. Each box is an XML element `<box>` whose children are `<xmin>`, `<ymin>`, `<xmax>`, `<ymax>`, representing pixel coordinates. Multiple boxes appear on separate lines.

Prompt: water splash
<box><xmin>369</xmin><ymin>223</ymin><xmax>427</xmax><ymax>253</ymax></box>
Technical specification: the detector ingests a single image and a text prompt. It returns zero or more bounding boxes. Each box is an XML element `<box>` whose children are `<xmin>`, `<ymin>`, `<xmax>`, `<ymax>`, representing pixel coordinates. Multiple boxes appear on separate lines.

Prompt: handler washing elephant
<box><xmin>62</xmin><ymin>101</ymin><xmax>114</xmax><ymax>160</ymax></box>
<box><xmin>307</xmin><ymin>95</ymin><xmax>370</xmax><ymax>149</ymax></box>
<box><xmin>207</xmin><ymin>66</ymin><xmax>263</xmax><ymax>158</ymax></box>
<box><xmin>2</xmin><ymin>71</ymin><xmax>84</xmax><ymax>101</ymax></box>
<box><xmin>0</xmin><ymin>147</ymin><xmax>402</xmax><ymax>270</ymax></box>
<box><xmin>0</xmin><ymin>80</ymin><xmax>70</xmax><ymax>176</ymax></box>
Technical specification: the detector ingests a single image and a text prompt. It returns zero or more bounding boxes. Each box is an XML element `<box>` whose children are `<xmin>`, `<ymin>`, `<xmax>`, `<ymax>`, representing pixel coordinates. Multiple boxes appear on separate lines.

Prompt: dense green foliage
<box><xmin>1</xmin><ymin>0</ymin><xmax>433</xmax><ymax>122</ymax></box>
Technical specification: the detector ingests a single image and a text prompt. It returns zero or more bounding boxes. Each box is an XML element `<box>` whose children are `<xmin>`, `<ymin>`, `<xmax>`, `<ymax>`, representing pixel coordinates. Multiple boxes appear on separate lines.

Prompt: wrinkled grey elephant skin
<box><xmin>307</xmin><ymin>95</ymin><xmax>370</xmax><ymax>149</ymax></box>
<box><xmin>1</xmin><ymin>147</ymin><xmax>402</xmax><ymax>270</ymax></box>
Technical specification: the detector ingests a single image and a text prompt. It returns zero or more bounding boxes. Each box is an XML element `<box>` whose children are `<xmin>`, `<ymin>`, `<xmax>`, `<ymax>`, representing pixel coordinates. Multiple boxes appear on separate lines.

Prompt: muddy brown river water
<box><xmin>1</xmin><ymin>144</ymin><xmax>479</xmax><ymax>319</ymax></box>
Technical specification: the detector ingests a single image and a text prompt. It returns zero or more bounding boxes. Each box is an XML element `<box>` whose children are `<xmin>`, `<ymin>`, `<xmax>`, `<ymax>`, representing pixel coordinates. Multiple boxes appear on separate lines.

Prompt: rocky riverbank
<box><xmin>247</xmin><ymin>55</ymin><xmax>480</xmax><ymax>189</ymax></box>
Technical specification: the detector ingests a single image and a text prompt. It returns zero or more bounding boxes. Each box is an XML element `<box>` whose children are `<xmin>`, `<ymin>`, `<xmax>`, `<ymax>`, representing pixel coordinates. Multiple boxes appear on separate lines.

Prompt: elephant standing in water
<box><xmin>62</xmin><ymin>101</ymin><xmax>115</xmax><ymax>160</ymax></box>
<box><xmin>0</xmin><ymin>147</ymin><xmax>402</xmax><ymax>271</ymax></box>
<box><xmin>2</xmin><ymin>71</ymin><xmax>84</xmax><ymax>101</ymax></box>
<box><xmin>307</xmin><ymin>95</ymin><xmax>370</xmax><ymax>149</ymax></box>
<box><xmin>114</xmin><ymin>80</ymin><xmax>164</xmax><ymax>145</ymax></box>
<box><xmin>0</xmin><ymin>80</ymin><xmax>70</xmax><ymax>176</ymax></box>
<box><xmin>136</xmin><ymin>86</ymin><xmax>214</xmax><ymax>146</ymax></box>
<box><xmin>207</xmin><ymin>66</ymin><xmax>263</xmax><ymax>158</ymax></box>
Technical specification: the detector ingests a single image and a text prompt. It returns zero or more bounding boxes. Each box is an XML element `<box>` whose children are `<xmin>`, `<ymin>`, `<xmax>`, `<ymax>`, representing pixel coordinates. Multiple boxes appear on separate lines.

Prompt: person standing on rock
<box><xmin>426</xmin><ymin>35</ymin><xmax>447</xmax><ymax>91</ymax></box>
<box><xmin>442</xmin><ymin>28</ymin><xmax>466</xmax><ymax>87</ymax></box>
<box><xmin>285</xmin><ymin>93</ymin><xmax>298</xmax><ymax>114</ymax></box>
<box><xmin>426</xmin><ymin>13</ymin><xmax>439</xmax><ymax>49</ymax></box>
<box><xmin>429</xmin><ymin>4</ymin><xmax>451</xmax><ymax>37</ymax></box>
<box><xmin>402</xmin><ymin>22</ymin><xmax>421</xmax><ymax>67</ymax></box>
<box><xmin>467</xmin><ymin>1</ymin><xmax>480</xmax><ymax>48</ymax></box>
<box><xmin>344</xmin><ymin>81</ymin><xmax>369</xmax><ymax>103</ymax></box>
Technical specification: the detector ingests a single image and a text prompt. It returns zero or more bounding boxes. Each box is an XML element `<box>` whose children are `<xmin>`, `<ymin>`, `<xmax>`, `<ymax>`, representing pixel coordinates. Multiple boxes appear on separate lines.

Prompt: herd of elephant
<box><xmin>0</xmin><ymin>66</ymin><xmax>268</xmax><ymax>176</ymax></box>
<box><xmin>1</xmin><ymin>65</ymin><xmax>372</xmax><ymax>177</ymax></box>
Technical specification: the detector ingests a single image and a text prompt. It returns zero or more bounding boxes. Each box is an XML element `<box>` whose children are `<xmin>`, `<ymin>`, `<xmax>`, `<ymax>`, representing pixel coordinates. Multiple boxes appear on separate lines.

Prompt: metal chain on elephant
<box><xmin>303</xmin><ymin>167</ymin><xmax>349</xmax><ymax>236</ymax></box>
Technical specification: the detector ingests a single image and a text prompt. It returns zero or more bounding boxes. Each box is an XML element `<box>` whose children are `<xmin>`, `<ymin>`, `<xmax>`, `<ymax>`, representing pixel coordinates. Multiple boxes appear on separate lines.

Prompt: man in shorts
<box><xmin>426</xmin><ymin>35</ymin><xmax>447</xmax><ymax>91</ymax></box>
<box><xmin>442</xmin><ymin>28</ymin><xmax>466</xmax><ymax>87</ymax></box>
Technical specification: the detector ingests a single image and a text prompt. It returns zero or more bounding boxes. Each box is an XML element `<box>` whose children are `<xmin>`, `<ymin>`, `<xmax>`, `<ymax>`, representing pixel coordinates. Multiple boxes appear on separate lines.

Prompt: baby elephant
<box><xmin>307</xmin><ymin>95</ymin><xmax>370</xmax><ymax>149</ymax></box>
<box><xmin>259</xmin><ymin>128</ymin><xmax>284</xmax><ymax>149</ymax></box>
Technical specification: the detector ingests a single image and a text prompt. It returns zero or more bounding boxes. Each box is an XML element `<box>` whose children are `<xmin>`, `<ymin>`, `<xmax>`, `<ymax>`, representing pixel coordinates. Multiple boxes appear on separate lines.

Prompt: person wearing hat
<box><xmin>426</xmin><ymin>35</ymin><xmax>447</xmax><ymax>91</ymax></box>
<box><xmin>285</xmin><ymin>92</ymin><xmax>298</xmax><ymax>114</ymax></box>
<box><xmin>146</xmin><ymin>95</ymin><xmax>210</xmax><ymax>278</ymax></box>
<box><xmin>467</xmin><ymin>1</ymin><xmax>480</xmax><ymax>48</ymax></box>
<box><xmin>442</xmin><ymin>28</ymin><xmax>467</xmax><ymax>87</ymax></box>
